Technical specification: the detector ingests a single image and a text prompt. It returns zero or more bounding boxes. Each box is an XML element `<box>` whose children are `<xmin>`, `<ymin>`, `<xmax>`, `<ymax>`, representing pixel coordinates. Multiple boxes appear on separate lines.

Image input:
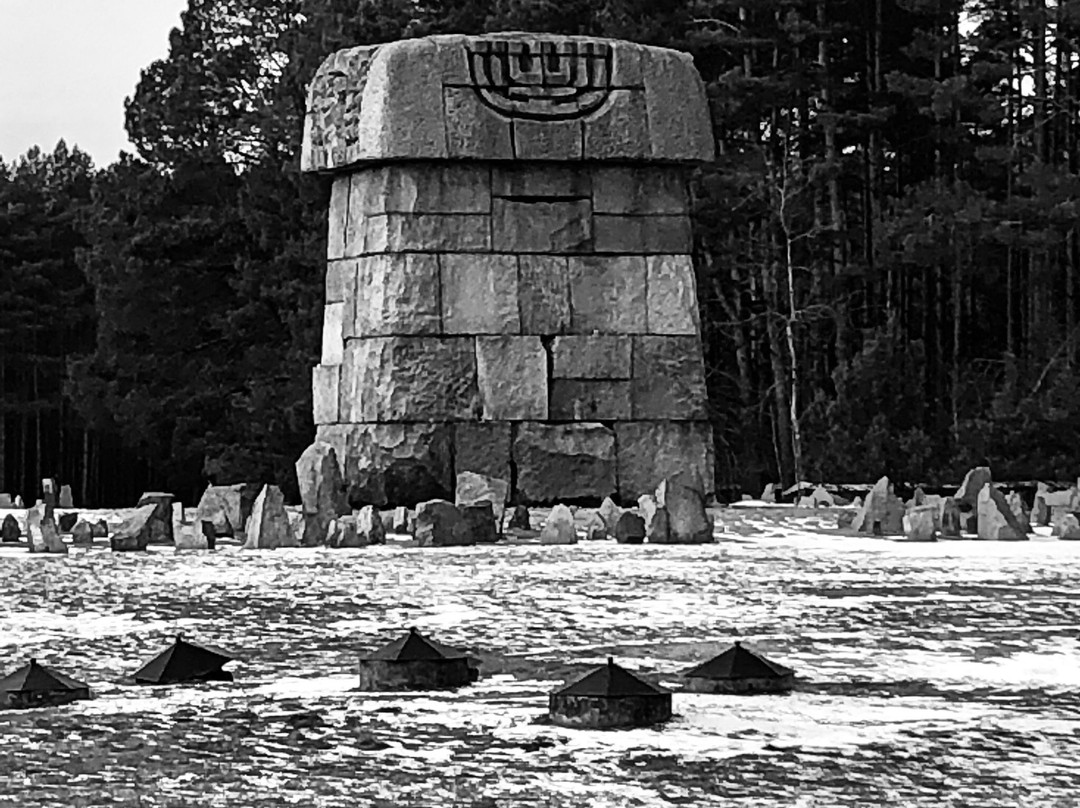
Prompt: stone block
<box><xmin>456</xmin><ymin>471</ymin><xmax>510</xmax><ymax>524</ymax></box>
<box><xmin>327</xmin><ymin>176</ymin><xmax>350</xmax><ymax>259</ymax></box>
<box><xmin>301</xmin><ymin>45</ymin><xmax>381</xmax><ymax>171</ymax></box>
<box><xmin>493</xmin><ymin>166</ymin><xmax>590</xmax><ymax>199</ymax></box>
<box><xmin>460</xmin><ymin>502</ymin><xmax>500</xmax><ymax>543</ymax></box>
<box><xmin>513</xmin><ymin>119</ymin><xmax>584</xmax><ymax>160</ymax></box>
<box><xmin>631</xmin><ymin>336</ymin><xmax>708</xmax><ymax>420</ymax></box>
<box><xmin>583</xmin><ymin>89</ymin><xmax>650</xmax><ymax>160</ymax></box>
<box><xmin>568</xmin><ymin>256</ymin><xmax>647</xmax><ymax>334</ymax></box>
<box><xmin>615</xmin><ymin>421</ymin><xmax>714</xmax><ymax>501</ymax></box>
<box><xmin>349</xmin><ymin>164</ymin><xmax>491</xmax><ymax>215</ymax></box>
<box><xmin>243</xmin><ymin>485</ymin><xmax>299</xmax><ymax>549</ymax></box>
<box><xmin>551</xmin><ymin>335</ymin><xmax>632</xmax><ymax>379</ymax></box>
<box><xmin>326</xmin><ymin>259</ymin><xmax>353</xmax><ymax>304</ymax></box>
<box><xmin>592</xmin><ymin>167</ymin><xmax>689</xmax><ymax>215</ymax></box>
<box><xmin>313</xmin><ymin>365</ymin><xmax>341</xmax><ymax>425</ymax></box>
<box><xmin>643</xmin><ymin>48</ymin><xmax>716</xmax><ymax>162</ymax></box>
<box><xmin>321</xmin><ymin>302</ymin><xmax>345</xmax><ymax>365</ymax></box>
<box><xmin>355</xmin><ymin>254</ymin><xmax>441</xmax><ymax>336</ymax></box>
<box><xmin>454</xmin><ymin>422</ymin><xmax>512</xmax><ymax>481</ymax></box>
<box><xmin>341</xmin><ymin>337</ymin><xmax>480</xmax><ymax>422</ymax></box>
<box><xmin>315</xmin><ymin>422</ymin><xmax>454</xmax><ymax>507</ymax></box>
<box><xmin>514</xmin><ymin>422</ymin><xmax>616</xmax><ymax>503</ymax></box>
<box><xmin>441</xmin><ymin>254</ymin><xmax>520</xmax><ymax>335</ymax></box>
<box><xmin>977</xmin><ymin>483</ymin><xmax>1027</xmax><ymax>540</ymax></box>
<box><xmin>540</xmin><ymin>504</ymin><xmax>578</xmax><ymax>544</ymax></box>
<box><xmin>519</xmin><ymin>255</ymin><xmax>571</xmax><ymax>335</ymax></box>
<box><xmin>493</xmin><ymin>199</ymin><xmax>593</xmax><ymax>254</ymax></box>
<box><xmin>593</xmin><ymin>214</ymin><xmax>693</xmax><ymax>254</ymax></box>
<box><xmin>550</xmin><ymin>380</ymin><xmax>631</xmax><ymax>420</ymax></box>
<box><xmin>444</xmin><ymin>87</ymin><xmax>513</xmax><ymax>160</ymax></box>
<box><xmin>646</xmin><ymin>255</ymin><xmax>700</xmax><ymax>336</ymax></box>
<box><xmin>476</xmin><ymin>336</ymin><xmax>547</xmax><ymax>420</ymax></box>
<box><xmin>955</xmin><ymin>467</ymin><xmax>993</xmax><ymax>509</ymax></box>
<box><xmin>358</xmin><ymin>213</ymin><xmax>492</xmax><ymax>254</ymax></box>
<box><xmin>415</xmin><ymin>500</ymin><xmax>473</xmax><ymax>546</ymax></box>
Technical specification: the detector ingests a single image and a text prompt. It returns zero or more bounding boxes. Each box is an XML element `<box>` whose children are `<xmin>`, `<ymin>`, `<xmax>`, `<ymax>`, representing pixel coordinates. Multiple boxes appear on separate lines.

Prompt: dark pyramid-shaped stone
<box><xmin>682</xmin><ymin>641</ymin><xmax>795</xmax><ymax>694</ymax></box>
<box><xmin>133</xmin><ymin>635</ymin><xmax>236</xmax><ymax>685</ymax></box>
<box><xmin>364</xmin><ymin>627</ymin><xmax>467</xmax><ymax>662</ymax></box>
<box><xmin>0</xmin><ymin>659</ymin><xmax>91</xmax><ymax>708</ymax></box>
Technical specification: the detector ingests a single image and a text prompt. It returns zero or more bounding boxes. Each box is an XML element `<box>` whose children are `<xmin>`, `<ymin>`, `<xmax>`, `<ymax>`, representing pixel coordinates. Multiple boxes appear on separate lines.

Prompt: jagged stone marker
<box><xmin>302</xmin><ymin>34</ymin><xmax>715</xmax><ymax>506</ymax></box>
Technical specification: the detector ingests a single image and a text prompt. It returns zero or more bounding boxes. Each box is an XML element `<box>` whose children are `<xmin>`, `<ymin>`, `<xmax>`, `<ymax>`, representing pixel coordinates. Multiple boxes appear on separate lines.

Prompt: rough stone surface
<box><xmin>592</xmin><ymin>167</ymin><xmax>689</xmax><ymax>215</ymax></box>
<box><xmin>92</xmin><ymin>519</ymin><xmax>109</xmax><ymax>538</ymax></box>
<box><xmin>646</xmin><ymin>255</ymin><xmax>700</xmax><ymax>336</ymax></box>
<box><xmin>614</xmin><ymin>511</ymin><xmax>646</xmax><ymax>544</ymax></box>
<box><xmin>444</xmin><ymin>87</ymin><xmax>514</xmax><ymax>160</ymax></box>
<box><xmin>568</xmin><ymin>256</ymin><xmax>647</xmax><ymax>334</ymax></box>
<box><xmin>518</xmin><ymin>255</ymin><xmax>572</xmax><ymax>335</ymax></box>
<box><xmin>59</xmin><ymin>485</ymin><xmax>73</xmax><ymax>509</ymax></box>
<box><xmin>1056</xmin><ymin>512</ymin><xmax>1080</xmax><ymax>540</ymax></box>
<box><xmin>615</xmin><ymin>421</ymin><xmax>715</xmax><ymax>502</ymax></box>
<box><xmin>355</xmin><ymin>254</ymin><xmax>442</xmax><ymax>336</ymax></box>
<box><xmin>355</xmin><ymin>506</ymin><xmax>387</xmax><ymax>546</ymax></box>
<box><xmin>513</xmin><ymin>119</ymin><xmax>584</xmax><ymax>161</ymax></box>
<box><xmin>956</xmin><ymin>467</ymin><xmax>993</xmax><ymax>509</ymax></box>
<box><xmin>244</xmin><ymin>485</ymin><xmax>299</xmax><ymax>550</ymax></box>
<box><xmin>415</xmin><ymin>500</ymin><xmax>473</xmax><ymax>547</ymax></box>
<box><xmin>1</xmin><ymin>514</ymin><xmax>20</xmax><ymax>543</ymax></box>
<box><xmin>0</xmin><ymin>494</ymin><xmax>11</xmax><ymax>508</ymax></box>
<box><xmin>551</xmin><ymin>336</ymin><xmax>632</xmax><ymax>379</ymax></box>
<box><xmin>136</xmin><ymin>492</ymin><xmax>175</xmax><ymax>546</ymax></box>
<box><xmin>976</xmin><ymin>483</ymin><xmax>1027</xmax><ymax>541</ymax></box>
<box><xmin>58</xmin><ymin>513</ymin><xmax>78</xmax><ymax>532</ymax></box>
<box><xmin>549</xmin><ymin>380</ymin><xmax>631</xmax><ymax>421</ymax></box>
<box><xmin>318</xmin><ymin>422</ymin><xmax>454</xmax><ymax>507</ymax></box>
<box><xmin>37</xmin><ymin>516</ymin><xmax>67</xmax><ymax>554</ymax></box>
<box><xmin>940</xmin><ymin>497</ymin><xmax>962</xmax><ymax>537</ymax></box>
<box><xmin>455</xmin><ymin>471</ymin><xmax>510</xmax><ymax>524</ymax></box>
<box><xmin>493</xmin><ymin>199</ymin><xmax>592</xmax><ymax>253</ymax></box>
<box><xmin>540</xmin><ymin>504</ymin><xmax>578</xmax><ymax>544</ymax></box>
<box><xmin>1006</xmin><ymin>491</ymin><xmax>1032</xmax><ymax>534</ymax></box>
<box><xmin>174</xmin><ymin>527</ymin><xmax>209</xmax><ymax>550</ymax></box>
<box><xmin>631</xmin><ymin>336</ymin><xmax>708</xmax><ymax>420</ymax></box>
<box><xmin>851</xmin><ymin>477</ymin><xmax>905</xmax><ymax>536</ymax></box>
<box><xmin>313</xmin><ymin>364</ymin><xmax>341</xmax><ymax>425</ymax></box>
<box><xmin>475</xmin><ymin>336</ymin><xmax>548</xmax><ymax>420</ymax></box>
<box><xmin>341</xmin><ymin>337</ymin><xmax>479</xmax><ymax>422</ymax></box>
<box><xmin>111</xmin><ymin>505</ymin><xmax>158</xmax><ymax>552</ymax></box>
<box><xmin>514</xmin><ymin>423</ymin><xmax>616</xmax><ymax>503</ymax></box>
<box><xmin>350</xmin><ymin>164</ymin><xmax>491</xmax><ymax>215</ymax></box>
<box><xmin>453</xmin><ymin>423</ymin><xmax>511</xmax><ymax>481</ymax></box>
<box><xmin>582</xmin><ymin>510</ymin><xmax>608</xmax><ymax>541</ymax></box>
<box><xmin>902</xmin><ymin>505</ymin><xmax>939</xmax><ymax>542</ymax></box>
<box><xmin>655</xmin><ymin>472</ymin><xmax>712</xmax><ymax>544</ymax></box>
<box><xmin>296</xmin><ymin>442</ymin><xmax>349</xmax><ymax>546</ymax></box>
<box><xmin>645</xmin><ymin>505</ymin><xmax>671</xmax><ymax>543</ymax></box>
<box><xmin>460</xmin><ymin>502</ymin><xmax>500</xmax><ymax>543</ymax></box>
<box><xmin>441</xmin><ymin>253</ymin><xmax>520</xmax><ymax>335</ymax></box>
<box><xmin>598</xmin><ymin>497</ymin><xmax>622</xmax><ymax>534</ymax></box>
<box><xmin>392</xmin><ymin>506</ymin><xmax>411</xmax><ymax>534</ymax></box>
<box><xmin>195</xmin><ymin>484</ymin><xmax>250</xmax><ymax>538</ymax></box>
<box><xmin>507</xmin><ymin>505</ymin><xmax>532</xmax><ymax>531</ymax></box>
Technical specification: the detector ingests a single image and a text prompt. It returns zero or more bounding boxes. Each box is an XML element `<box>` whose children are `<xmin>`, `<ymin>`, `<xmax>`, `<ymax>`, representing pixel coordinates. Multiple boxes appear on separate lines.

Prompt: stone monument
<box><xmin>301</xmin><ymin>34</ymin><xmax>715</xmax><ymax>506</ymax></box>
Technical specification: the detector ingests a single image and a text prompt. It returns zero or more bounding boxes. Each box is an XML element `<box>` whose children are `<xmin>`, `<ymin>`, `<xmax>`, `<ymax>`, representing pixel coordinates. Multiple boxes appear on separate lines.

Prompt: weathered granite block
<box><xmin>454</xmin><ymin>422</ymin><xmax>512</xmax><ymax>481</ymax></box>
<box><xmin>441</xmin><ymin>254</ymin><xmax>521</xmax><ymax>335</ymax></box>
<box><xmin>349</xmin><ymin>164</ymin><xmax>491</xmax><ymax>215</ymax></box>
<box><xmin>568</xmin><ymin>256</ymin><xmax>647</xmax><ymax>334</ymax></box>
<box><xmin>493</xmin><ymin>199</ymin><xmax>593</xmax><ymax>253</ymax></box>
<box><xmin>355</xmin><ymin>254</ymin><xmax>441</xmax><ymax>336</ymax></box>
<box><xmin>514</xmin><ymin>423</ymin><xmax>616</xmax><ymax>503</ymax></box>
<box><xmin>550</xmin><ymin>380</ymin><xmax>631</xmax><ymax>420</ymax></box>
<box><xmin>646</xmin><ymin>255</ymin><xmax>700</xmax><ymax>335</ymax></box>
<box><xmin>327</xmin><ymin>176</ymin><xmax>350</xmax><ymax>259</ymax></box>
<box><xmin>513</xmin><ymin>119</ymin><xmax>584</xmax><ymax>160</ymax></box>
<box><xmin>316</xmin><ymin>422</ymin><xmax>454</xmax><ymax>507</ymax></box>
<box><xmin>313</xmin><ymin>365</ymin><xmax>341</xmax><ymax>425</ymax></box>
<box><xmin>631</xmin><ymin>336</ymin><xmax>708</xmax><ymax>420</ymax></box>
<box><xmin>592</xmin><ymin>167</ymin><xmax>689</xmax><ymax>215</ymax></box>
<box><xmin>444</xmin><ymin>87</ymin><xmax>513</xmax><ymax>160</ymax></box>
<box><xmin>493</xmin><ymin>165</ymin><xmax>590</xmax><ymax>199</ymax></box>
<box><xmin>476</xmin><ymin>336</ymin><xmax>548</xmax><ymax>420</ymax></box>
<box><xmin>583</xmin><ymin>89</ymin><xmax>650</xmax><ymax>160</ymax></box>
<box><xmin>342</xmin><ymin>337</ymin><xmax>479</xmax><ymax>422</ymax></box>
<box><xmin>359</xmin><ymin>213</ymin><xmax>492</xmax><ymax>254</ymax></box>
<box><xmin>325</xmin><ymin>259</ymin><xmax>353</xmax><ymax>304</ymax></box>
<box><xmin>551</xmin><ymin>335</ymin><xmax>632</xmax><ymax>379</ymax></box>
<box><xmin>321</xmin><ymin>302</ymin><xmax>345</xmax><ymax>365</ymax></box>
<box><xmin>644</xmin><ymin>48</ymin><xmax>716</xmax><ymax>162</ymax></box>
<box><xmin>615</xmin><ymin>421</ymin><xmax>715</xmax><ymax>501</ymax></box>
<box><xmin>519</xmin><ymin>255</ymin><xmax>571</xmax><ymax>335</ymax></box>
<box><xmin>592</xmin><ymin>214</ymin><xmax>693</xmax><ymax>254</ymax></box>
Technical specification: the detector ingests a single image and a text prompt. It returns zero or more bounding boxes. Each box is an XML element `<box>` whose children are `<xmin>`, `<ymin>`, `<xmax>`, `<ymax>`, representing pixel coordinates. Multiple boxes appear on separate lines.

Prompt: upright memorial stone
<box><xmin>301</xmin><ymin>34</ymin><xmax>715</xmax><ymax>505</ymax></box>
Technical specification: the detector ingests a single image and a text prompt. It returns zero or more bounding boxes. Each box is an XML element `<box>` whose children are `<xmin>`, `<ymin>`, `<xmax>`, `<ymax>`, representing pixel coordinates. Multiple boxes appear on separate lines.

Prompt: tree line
<box><xmin>2</xmin><ymin>0</ymin><xmax>1079</xmax><ymax>507</ymax></box>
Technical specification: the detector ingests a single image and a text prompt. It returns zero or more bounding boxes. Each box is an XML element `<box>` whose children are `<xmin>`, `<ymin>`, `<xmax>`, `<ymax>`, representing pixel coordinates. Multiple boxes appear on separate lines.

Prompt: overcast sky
<box><xmin>0</xmin><ymin>0</ymin><xmax>187</xmax><ymax>167</ymax></box>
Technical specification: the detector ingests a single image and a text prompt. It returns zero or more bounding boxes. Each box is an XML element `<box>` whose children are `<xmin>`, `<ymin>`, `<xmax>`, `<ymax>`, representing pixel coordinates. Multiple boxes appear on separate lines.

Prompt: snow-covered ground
<box><xmin>1</xmin><ymin>507</ymin><xmax>1079</xmax><ymax>807</ymax></box>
